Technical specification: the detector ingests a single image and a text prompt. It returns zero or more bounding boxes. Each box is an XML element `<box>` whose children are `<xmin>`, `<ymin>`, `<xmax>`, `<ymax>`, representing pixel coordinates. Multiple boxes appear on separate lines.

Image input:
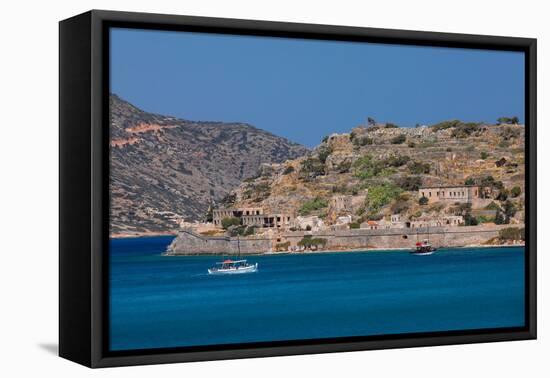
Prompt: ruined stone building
<box><xmin>328</xmin><ymin>192</ymin><xmax>367</xmax><ymax>221</ymax></box>
<box><xmin>291</xmin><ymin>216</ymin><xmax>325</xmax><ymax>232</ymax></box>
<box><xmin>409</xmin><ymin>215</ymin><xmax>464</xmax><ymax>228</ymax></box>
<box><xmin>212</xmin><ymin>207</ymin><xmax>264</xmax><ymax>227</ymax></box>
<box><xmin>241</xmin><ymin>213</ymin><xmax>293</xmax><ymax>229</ymax></box>
<box><xmin>213</xmin><ymin>207</ymin><xmax>293</xmax><ymax>229</ymax></box>
<box><xmin>419</xmin><ymin>185</ymin><xmax>480</xmax><ymax>204</ymax></box>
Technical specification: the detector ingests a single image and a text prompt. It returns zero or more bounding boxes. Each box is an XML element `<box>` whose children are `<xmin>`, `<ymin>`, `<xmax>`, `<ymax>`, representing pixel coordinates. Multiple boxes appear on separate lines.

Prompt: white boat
<box><xmin>410</xmin><ymin>240</ymin><xmax>437</xmax><ymax>255</ymax></box>
<box><xmin>411</xmin><ymin>226</ymin><xmax>437</xmax><ymax>255</ymax></box>
<box><xmin>208</xmin><ymin>259</ymin><xmax>258</xmax><ymax>275</ymax></box>
<box><xmin>208</xmin><ymin>236</ymin><xmax>258</xmax><ymax>275</ymax></box>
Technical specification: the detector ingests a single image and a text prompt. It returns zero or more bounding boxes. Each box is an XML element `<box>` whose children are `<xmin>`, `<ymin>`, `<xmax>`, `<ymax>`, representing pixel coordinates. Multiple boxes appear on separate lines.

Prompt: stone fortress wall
<box><xmin>165</xmin><ymin>224</ymin><xmax>521</xmax><ymax>255</ymax></box>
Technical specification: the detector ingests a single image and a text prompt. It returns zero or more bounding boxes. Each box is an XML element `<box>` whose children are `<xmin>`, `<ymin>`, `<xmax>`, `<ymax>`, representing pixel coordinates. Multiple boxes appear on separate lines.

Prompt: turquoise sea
<box><xmin>109</xmin><ymin>236</ymin><xmax>525</xmax><ymax>351</ymax></box>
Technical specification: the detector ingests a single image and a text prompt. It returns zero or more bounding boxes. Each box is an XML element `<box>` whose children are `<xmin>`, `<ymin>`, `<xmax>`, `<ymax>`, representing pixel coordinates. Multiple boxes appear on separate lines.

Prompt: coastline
<box><xmin>109</xmin><ymin>233</ymin><xmax>524</xmax><ymax>255</ymax></box>
<box><xmin>159</xmin><ymin>242</ymin><xmax>525</xmax><ymax>257</ymax></box>
<box><xmin>110</xmin><ymin>231</ymin><xmax>177</xmax><ymax>239</ymax></box>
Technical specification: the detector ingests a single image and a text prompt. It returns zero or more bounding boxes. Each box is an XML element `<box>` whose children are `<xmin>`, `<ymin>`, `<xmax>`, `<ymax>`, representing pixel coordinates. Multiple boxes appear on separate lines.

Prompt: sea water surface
<box><xmin>109</xmin><ymin>236</ymin><xmax>525</xmax><ymax>351</ymax></box>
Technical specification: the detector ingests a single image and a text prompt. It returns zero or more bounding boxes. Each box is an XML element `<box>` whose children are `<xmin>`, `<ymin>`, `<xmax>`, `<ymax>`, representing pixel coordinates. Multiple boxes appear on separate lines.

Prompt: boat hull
<box><xmin>410</xmin><ymin>248</ymin><xmax>437</xmax><ymax>256</ymax></box>
<box><xmin>208</xmin><ymin>263</ymin><xmax>258</xmax><ymax>275</ymax></box>
<box><xmin>410</xmin><ymin>251</ymin><xmax>435</xmax><ymax>256</ymax></box>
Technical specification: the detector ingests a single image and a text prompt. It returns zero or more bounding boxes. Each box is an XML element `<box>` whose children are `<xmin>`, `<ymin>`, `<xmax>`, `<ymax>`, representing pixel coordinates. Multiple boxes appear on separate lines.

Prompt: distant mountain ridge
<box><xmin>109</xmin><ymin>94</ymin><xmax>309</xmax><ymax>235</ymax></box>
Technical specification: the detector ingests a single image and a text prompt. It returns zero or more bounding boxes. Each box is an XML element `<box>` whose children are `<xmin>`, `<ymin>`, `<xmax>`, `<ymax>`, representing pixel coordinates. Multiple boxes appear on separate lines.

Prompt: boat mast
<box><xmin>237</xmin><ymin>235</ymin><xmax>241</xmax><ymax>259</ymax></box>
<box><xmin>427</xmin><ymin>225</ymin><xmax>430</xmax><ymax>243</ymax></box>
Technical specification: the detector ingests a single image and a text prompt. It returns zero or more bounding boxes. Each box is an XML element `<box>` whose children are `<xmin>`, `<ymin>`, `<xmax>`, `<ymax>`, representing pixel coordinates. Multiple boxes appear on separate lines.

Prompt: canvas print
<box><xmin>108</xmin><ymin>28</ymin><xmax>526</xmax><ymax>352</ymax></box>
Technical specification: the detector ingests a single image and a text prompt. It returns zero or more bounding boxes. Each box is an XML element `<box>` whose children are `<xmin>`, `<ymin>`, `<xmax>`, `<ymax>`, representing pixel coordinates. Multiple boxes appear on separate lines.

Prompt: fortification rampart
<box><xmin>165</xmin><ymin>229</ymin><xmax>272</xmax><ymax>255</ymax></box>
<box><xmin>165</xmin><ymin>225</ymin><xmax>522</xmax><ymax>255</ymax></box>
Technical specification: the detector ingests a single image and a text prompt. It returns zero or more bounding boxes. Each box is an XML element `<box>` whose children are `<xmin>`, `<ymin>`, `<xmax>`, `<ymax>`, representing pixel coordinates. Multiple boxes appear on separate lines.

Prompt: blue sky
<box><xmin>110</xmin><ymin>28</ymin><xmax>525</xmax><ymax>147</ymax></box>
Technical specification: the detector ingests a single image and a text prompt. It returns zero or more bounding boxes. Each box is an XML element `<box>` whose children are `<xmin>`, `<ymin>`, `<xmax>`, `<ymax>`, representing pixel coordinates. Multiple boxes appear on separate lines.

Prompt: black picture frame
<box><xmin>59</xmin><ymin>9</ymin><xmax>537</xmax><ymax>368</ymax></box>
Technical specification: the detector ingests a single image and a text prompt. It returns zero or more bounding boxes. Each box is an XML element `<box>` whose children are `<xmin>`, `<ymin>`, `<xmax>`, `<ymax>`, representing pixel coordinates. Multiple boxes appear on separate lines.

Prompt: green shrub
<box><xmin>391</xmin><ymin>134</ymin><xmax>407</xmax><ymax>144</ymax></box>
<box><xmin>367</xmin><ymin>212</ymin><xmax>384</xmax><ymax>221</ymax></box>
<box><xmin>498</xmin><ymin>227</ymin><xmax>524</xmax><ymax>241</ymax></box>
<box><xmin>451</xmin><ymin>122</ymin><xmax>482</xmax><ymax>138</ymax></box>
<box><xmin>221</xmin><ymin>217</ymin><xmax>241</xmax><ymax>230</ymax></box>
<box><xmin>301</xmin><ymin>158</ymin><xmax>325</xmax><ymax>178</ymax></box>
<box><xmin>385</xmin><ymin>123</ymin><xmax>399</xmax><ymax>128</ymax></box>
<box><xmin>353</xmin><ymin>155</ymin><xmax>382</xmax><ymax>180</ymax></box>
<box><xmin>418</xmin><ymin>196</ymin><xmax>429</xmax><ymax>205</ymax></box>
<box><xmin>480</xmin><ymin>175</ymin><xmax>503</xmax><ymax>190</ymax></box>
<box><xmin>317</xmin><ymin>145</ymin><xmax>333</xmax><ymax>164</ymax></box>
<box><xmin>243</xmin><ymin>226</ymin><xmax>255</xmax><ymax>236</ymax></box>
<box><xmin>496</xmin><ymin>189</ymin><xmax>509</xmax><ymax>201</ymax></box>
<box><xmin>465</xmin><ymin>177</ymin><xmax>476</xmax><ymax>185</ymax></box>
<box><xmin>332</xmin><ymin>183</ymin><xmax>348</xmax><ymax>193</ymax></box>
<box><xmin>464</xmin><ymin>213</ymin><xmax>479</xmax><ymax>226</ymax></box>
<box><xmin>299</xmin><ymin>197</ymin><xmax>328</xmax><ymax>216</ymax></box>
<box><xmin>431</xmin><ymin>119</ymin><xmax>462</xmax><ymax>132</ymax></box>
<box><xmin>354</xmin><ymin>154</ymin><xmax>409</xmax><ymax>180</ymax></box>
<box><xmin>480</xmin><ymin>151</ymin><xmax>489</xmax><ymax>160</ymax></box>
<box><xmin>205</xmin><ymin>206</ymin><xmax>213</xmax><ymax>222</ymax></box>
<box><xmin>495</xmin><ymin>157</ymin><xmax>507</xmax><ymax>167</ymax></box>
<box><xmin>485</xmin><ymin>201</ymin><xmax>501</xmax><ymax>211</ymax></box>
<box><xmin>476</xmin><ymin>215</ymin><xmax>494</xmax><ymax>224</ymax></box>
<box><xmin>366</xmin><ymin>183</ymin><xmax>402</xmax><ymax>210</ymax></box>
<box><xmin>451</xmin><ymin>203</ymin><xmax>472</xmax><ymax>216</ymax></box>
<box><xmin>283</xmin><ymin>165</ymin><xmax>295</xmax><ymax>175</ymax></box>
<box><xmin>297</xmin><ymin>236</ymin><xmax>327</xmax><ymax>247</ymax></box>
<box><xmin>386</xmin><ymin>155</ymin><xmax>411</xmax><ymax>167</ymax></box>
<box><xmin>220</xmin><ymin>193</ymin><xmax>236</xmax><ymax>206</ymax></box>
<box><xmin>511</xmin><ymin>186</ymin><xmax>521</xmax><ymax>197</ymax></box>
<box><xmin>494</xmin><ymin>210</ymin><xmax>505</xmax><ymax>225</ymax></box>
<box><xmin>503</xmin><ymin>200</ymin><xmax>517</xmax><ymax>219</ymax></box>
<box><xmin>497</xmin><ymin>116</ymin><xmax>519</xmax><ymax>125</ymax></box>
<box><xmin>408</xmin><ymin>161</ymin><xmax>430</xmax><ymax>174</ymax></box>
<box><xmin>391</xmin><ymin>196</ymin><xmax>410</xmax><ymax>214</ymax></box>
<box><xmin>336</xmin><ymin>160</ymin><xmax>352</xmax><ymax>173</ymax></box>
<box><xmin>275</xmin><ymin>241</ymin><xmax>291</xmax><ymax>251</ymax></box>
<box><xmin>395</xmin><ymin>175</ymin><xmax>422</xmax><ymax>191</ymax></box>
<box><xmin>349</xmin><ymin>222</ymin><xmax>360</xmax><ymax>229</ymax></box>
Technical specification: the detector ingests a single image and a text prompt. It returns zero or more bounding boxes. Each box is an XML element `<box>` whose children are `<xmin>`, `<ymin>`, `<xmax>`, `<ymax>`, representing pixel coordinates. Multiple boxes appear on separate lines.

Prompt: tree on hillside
<box><xmin>497</xmin><ymin>116</ymin><xmax>519</xmax><ymax>125</ymax></box>
<box><xmin>464</xmin><ymin>213</ymin><xmax>479</xmax><ymax>226</ymax></box>
<box><xmin>511</xmin><ymin>186</ymin><xmax>521</xmax><ymax>197</ymax></box>
<box><xmin>205</xmin><ymin>205</ymin><xmax>213</xmax><ymax>222</ymax></box>
<box><xmin>494</xmin><ymin>210</ymin><xmax>505</xmax><ymax>225</ymax></box>
<box><xmin>503</xmin><ymin>200</ymin><xmax>517</xmax><ymax>223</ymax></box>
<box><xmin>221</xmin><ymin>217</ymin><xmax>240</xmax><ymax>230</ymax></box>
<box><xmin>391</xmin><ymin>134</ymin><xmax>407</xmax><ymax>144</ymax></box>
<box><xmin>317</xmin><ymin>145</ymin><xmax>333</xmax><ymax>164</ymax></box>
<box><xmin>367</xmin><ymin>117</ymin><xmax>376</xmax><ymax>126</ymax></box>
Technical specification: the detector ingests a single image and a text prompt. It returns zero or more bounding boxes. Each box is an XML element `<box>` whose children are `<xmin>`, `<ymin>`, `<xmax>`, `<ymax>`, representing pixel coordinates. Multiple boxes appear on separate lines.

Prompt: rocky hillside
<box><xmin>109</xmin><ymin>95</ymin><xmax>308</xmax><ymax>235</ymax></box>
<box><xmin>227</xmin><ymin>120</ymin><xmax>525</xmax><ymax>226</ymax></box>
